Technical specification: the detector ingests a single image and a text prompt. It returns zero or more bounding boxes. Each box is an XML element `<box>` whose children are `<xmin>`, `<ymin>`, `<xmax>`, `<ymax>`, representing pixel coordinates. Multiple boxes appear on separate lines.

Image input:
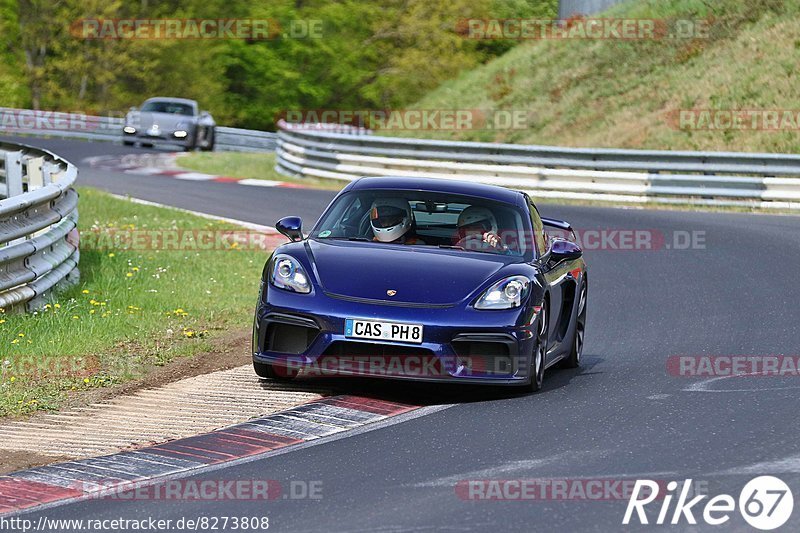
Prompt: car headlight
<box><xmin>123</xmin><ymin>126</ymin><xmax>136</xmax><ymax>134</ymax></box>
<box><xmin>173</xmin><ymin>130</ymin><xmax>188</xmax><ymax>138</ymax></box>
<box><xmin>474</xmin><ymin>276</ymin><xmax>530</xmax><ymax>310</ymax></box>
<box><xmin>269</xmin><ymin>254</ymin><xmax>311</xmax><ymax>294</ymax></box>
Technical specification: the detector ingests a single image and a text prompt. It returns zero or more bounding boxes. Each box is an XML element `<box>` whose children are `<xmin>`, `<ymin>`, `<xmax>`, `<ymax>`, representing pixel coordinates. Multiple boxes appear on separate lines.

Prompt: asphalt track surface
<box><xmin>4</xmin><ymin>136</ymin><xmax>800</xmax><ymax>532</ymax></box>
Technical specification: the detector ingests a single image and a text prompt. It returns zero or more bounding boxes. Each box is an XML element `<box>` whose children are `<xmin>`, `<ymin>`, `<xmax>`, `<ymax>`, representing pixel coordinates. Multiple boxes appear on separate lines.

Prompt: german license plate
<box><xmin>345</xmin><ymin>319</ymin><xmax>423</xmax><ymax>344</ymax></box>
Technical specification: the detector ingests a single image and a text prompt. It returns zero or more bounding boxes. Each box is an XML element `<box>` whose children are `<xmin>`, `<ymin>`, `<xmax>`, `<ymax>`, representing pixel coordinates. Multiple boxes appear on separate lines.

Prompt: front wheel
<box><xmin>524</xmin><ymin>304</ymin><xmax>547</xmax><ymax>393</ymax></box>
<box><xmin>561</xmin><ymin>281</ymin><xmax>587</xmax><ymax>369</ymax></box>
<box><xmin>200</xmin><ymin>128</ymin><xmax>215</xmax><ymax>151</ymax></box>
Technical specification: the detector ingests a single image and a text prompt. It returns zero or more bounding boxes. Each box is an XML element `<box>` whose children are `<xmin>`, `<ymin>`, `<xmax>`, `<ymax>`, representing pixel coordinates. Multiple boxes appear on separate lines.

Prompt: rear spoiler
<box><xmin>541</xmin><ymin>217</ymin><xmax>576</xmax><ymax>241</ymax></box>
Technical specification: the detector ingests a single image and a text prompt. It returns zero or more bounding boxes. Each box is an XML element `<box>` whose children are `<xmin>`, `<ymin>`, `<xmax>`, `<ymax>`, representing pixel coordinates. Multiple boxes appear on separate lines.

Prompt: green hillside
<box><xmin>407</xmin><ymin>0</ymin><xmax>800</xmax><ymax>153</ymax></box>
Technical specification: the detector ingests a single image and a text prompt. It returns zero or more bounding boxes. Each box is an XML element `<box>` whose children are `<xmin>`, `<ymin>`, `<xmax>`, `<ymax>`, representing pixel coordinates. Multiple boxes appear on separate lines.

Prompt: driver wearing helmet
<box><xmin>455</xmin><ymin>206</ymin><xmax>508</xmax><ymax>252</ymax></box>
<box><xmin>370</xmin><ymin>198</ymin><xmax>425</xmax><ymax>245</ymax></box>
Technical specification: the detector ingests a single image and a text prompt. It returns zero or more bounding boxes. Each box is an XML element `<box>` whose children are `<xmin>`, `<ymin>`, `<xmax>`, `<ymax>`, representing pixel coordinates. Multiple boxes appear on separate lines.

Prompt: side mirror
<box><xmin>549</xmin><ymin>238</ymin><xmax>582</xmax><ymax>262</ymax></box>
<box><xmin>276</xmin><ymin>216</ymin><xmax>303</xmax><ymax>242</ymax></box>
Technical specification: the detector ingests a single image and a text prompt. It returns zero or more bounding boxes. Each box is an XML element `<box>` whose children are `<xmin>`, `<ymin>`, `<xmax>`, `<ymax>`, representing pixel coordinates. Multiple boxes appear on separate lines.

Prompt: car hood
<box><xmin>305</xmin><ymin>239</ymin><xmax>517</xmax><ymax>305</ymax></box>
<box><xmin>131</xmin><ymin>112</ymin><xmax>193</xmax><ymax>130</ymax></box>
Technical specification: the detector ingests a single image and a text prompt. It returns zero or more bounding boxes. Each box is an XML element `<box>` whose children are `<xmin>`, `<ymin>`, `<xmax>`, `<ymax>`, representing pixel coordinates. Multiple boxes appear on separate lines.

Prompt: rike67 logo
<box><xmin>623</xmin><ymin>476</ymin><xmax>794</xmax><ymax>530</ymax></box>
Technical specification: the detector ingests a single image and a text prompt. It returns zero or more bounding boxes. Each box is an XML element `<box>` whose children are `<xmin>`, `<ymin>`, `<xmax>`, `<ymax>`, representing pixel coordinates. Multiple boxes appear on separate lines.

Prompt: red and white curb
<box><xmin>84</xmin><ymin>154</ymin><xmax>307</xmax><ymax>189</ymax></box>
<box><xmin>0</xmin><ymin>395</ymin><xmax>419</xmax><ymax>515</ymax></box>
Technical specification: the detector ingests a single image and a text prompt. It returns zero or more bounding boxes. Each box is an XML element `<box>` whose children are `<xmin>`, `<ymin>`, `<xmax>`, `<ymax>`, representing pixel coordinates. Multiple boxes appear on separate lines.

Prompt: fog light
<box><xmin>173</xmin><ymin>130</ymin><xmax>188</xmax><ymax>138</ymax></box>
<box><xmin>123</xmin><ymin>126</ymin><xmax>136</xmax><ymax>134</ymax></box>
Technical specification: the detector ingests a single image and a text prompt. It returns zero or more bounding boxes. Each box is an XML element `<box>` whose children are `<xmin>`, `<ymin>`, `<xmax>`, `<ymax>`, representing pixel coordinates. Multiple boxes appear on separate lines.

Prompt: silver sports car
<box><xmin>122</xmin><ymin>97</ymin><xmax>215</xmax><ymax>151</ymax></box>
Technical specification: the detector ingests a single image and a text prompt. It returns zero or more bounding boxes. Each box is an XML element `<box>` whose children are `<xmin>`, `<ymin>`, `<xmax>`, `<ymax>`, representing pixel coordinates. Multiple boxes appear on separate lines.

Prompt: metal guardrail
<box><xmin>0</xmin><ymin>107</ymin><xmax>277</xmax><ymax>152</ymax></box>
<box><xmin>275</xmin><ymin>120</ymin><xmax>800</xmax><ymax>209</ymax></box>
<box><xmin>214</xmin><ymin>126</ymin><xmax>277</xmax><ymax>152</ymax></box>
<box><xmin>0</xmin><ymin>142</ymin><xmax>79</xmax><ymax>312</ymax></box>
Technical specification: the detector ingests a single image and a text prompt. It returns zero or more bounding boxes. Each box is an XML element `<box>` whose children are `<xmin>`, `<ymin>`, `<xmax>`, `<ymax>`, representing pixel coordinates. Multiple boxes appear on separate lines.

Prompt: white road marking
<box><xmin>172</xmin><ymin>172</ymin><xmax>216</xmax><ymax>181</ymax></box>
<box><xmin>410</xmin><ymin>454</ymin><xmax>574</xmax><ymax>488</ymax></box>
<box><xmin>107</xmin><ymin>194</ymin><xmax>279</xmax><ymax>233</ymax></box>
<box><xmin>237</xmin><ymin>179</ymin><xmax>281</xmax><ymax>187</ymax></box>
<box><xmin>122</xmin><ymin>167</ymin><xmax>165</xmax><ymax>175</ymax></box>
<box><xmin>712</xmin><ymin>455</ymin><xmax>800</xmax><ymax>475</ymax></box>
<box><xmin>683</xmin><ymin>372</ymin><xmax>800</xmax><ymax>393</ymax></box>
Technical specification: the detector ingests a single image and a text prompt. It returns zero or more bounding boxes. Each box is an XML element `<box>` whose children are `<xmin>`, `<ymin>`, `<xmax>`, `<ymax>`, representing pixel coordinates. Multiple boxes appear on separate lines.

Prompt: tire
<box><xmin>524</xmin><ymin>303</ymin><xmax>548</xmax><ymax>393</ymax></box>
<box><xmin>184</xmin><ymin>130</ymin><xmax>199</xmax><ymax>152</ymax></box>
<box><xmin>561</xmin><ymin>281</ymin><xmax>587</xmax><ymax>369</ymax></box>
<box><xmin>200</xmin><ymin>128</ymin><xmax>214</xmax><ymax>151</ymax></box>
<box><xmin>122</xmin><ymin>140</ymin><xmax>134</xmax><ymax>146</ymax></box>
<box><xmin>253</xmin><ymin>361</ymin><xmax>298</xmax><ymax>382</ymax></box>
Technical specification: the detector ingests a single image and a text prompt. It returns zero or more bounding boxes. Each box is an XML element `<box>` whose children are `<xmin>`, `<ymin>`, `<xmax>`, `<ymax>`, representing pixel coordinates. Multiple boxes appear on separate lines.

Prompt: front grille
<box><xmin>319</xmin><ymin>341</ymin><xmax>443</xmax><ymax>377</ymax></box>
<box><xmin>322</xmin><ymin>341</ymin><xmax>434</xmax><ymax>358</ymax></box>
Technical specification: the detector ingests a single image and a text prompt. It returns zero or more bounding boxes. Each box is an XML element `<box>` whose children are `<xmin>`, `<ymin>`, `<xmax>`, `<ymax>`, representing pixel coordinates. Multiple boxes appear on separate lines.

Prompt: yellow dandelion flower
<box><xmin>82</xmin><ymin>289</ymin><xmax>89</xmax><ymax>294</ymax></box>
<box><xmin>108</xmin><ymin>253</ymin><xmax>115</xmax><ymax>258</ymax></box>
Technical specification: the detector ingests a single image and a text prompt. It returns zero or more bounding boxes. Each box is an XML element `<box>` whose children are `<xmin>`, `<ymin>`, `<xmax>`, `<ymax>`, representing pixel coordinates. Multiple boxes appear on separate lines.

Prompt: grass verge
<box><xmin>177</xmin><ymin>151</ymin><xmax>346</xmax><ymax>190</ymax></box>
<box><xmin>0</xmin><ymin>187</ymin><xmax>269</xmax><ymax>417</ymax></box>
<box><xmin>403</xmin><ymin>0</ymin><xmax>799</xmax><ymax>154</ymax></box>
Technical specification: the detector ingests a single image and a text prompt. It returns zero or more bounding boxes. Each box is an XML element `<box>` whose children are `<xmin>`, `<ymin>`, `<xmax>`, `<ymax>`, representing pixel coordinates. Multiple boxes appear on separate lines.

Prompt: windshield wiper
<box><xmin>438</xmin><ymin>244</ymin><xmax>465</xmax><ymax>250</ymax></box>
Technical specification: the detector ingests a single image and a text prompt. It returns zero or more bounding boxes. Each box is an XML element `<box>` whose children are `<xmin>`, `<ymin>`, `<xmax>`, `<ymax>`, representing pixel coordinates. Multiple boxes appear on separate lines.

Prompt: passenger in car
<box><xmin>454</xmin><ymin>206</ymin><xmax>508</xmax><ymax>252</ymax></box>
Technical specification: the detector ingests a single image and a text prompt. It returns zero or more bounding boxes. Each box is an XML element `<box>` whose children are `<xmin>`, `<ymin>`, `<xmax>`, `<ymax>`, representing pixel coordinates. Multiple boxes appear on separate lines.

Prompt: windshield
<box><xmin>312</xmin><ymin>189</ymin><xmax>530</xmax><ymax>257</ymax></box>
<box><xmin>140</xmin><ymin>101</ymin><xmax>195</xmax><ymax>116</ymax></box>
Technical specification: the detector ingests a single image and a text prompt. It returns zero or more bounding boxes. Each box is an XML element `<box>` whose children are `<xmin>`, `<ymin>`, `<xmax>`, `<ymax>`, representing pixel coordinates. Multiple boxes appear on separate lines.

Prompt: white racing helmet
<box><xmin>370</xmin><ymin>197</ymin><xmax>412</xmax><ymax>242</ymax></box>
<box><xmin>457</xmin><ymin>206</ymin><xmax>498</xmax><ymax>234</ymax></box>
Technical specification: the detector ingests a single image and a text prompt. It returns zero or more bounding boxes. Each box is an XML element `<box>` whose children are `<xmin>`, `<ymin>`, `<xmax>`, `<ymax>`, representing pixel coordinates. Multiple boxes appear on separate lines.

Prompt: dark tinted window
<box><xmin>141</xmin><ymin>101</ymin><xmax>195</xmax><ymax>116</ymax></box>
<box><xmin>529</xmin><ymin>201</ymin><xmax>548</xmax><ymax>257</ymax></box>
<box><xmin>313</xmin><ymin>189</ymin><xmax>530</xmax><ymax>257</ymax></box>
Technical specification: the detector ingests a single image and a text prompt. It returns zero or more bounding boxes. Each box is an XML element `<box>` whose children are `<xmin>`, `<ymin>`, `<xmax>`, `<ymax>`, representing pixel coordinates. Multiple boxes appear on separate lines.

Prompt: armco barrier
<box><xmin>0</xmin><ymin>142</ymin><xmax>79</xmax><ymax>312</ymax></box>
<box><xmin>274</xmin><ymin>120</ymin><xmax>800</xmax><ymax>209</ymax></box>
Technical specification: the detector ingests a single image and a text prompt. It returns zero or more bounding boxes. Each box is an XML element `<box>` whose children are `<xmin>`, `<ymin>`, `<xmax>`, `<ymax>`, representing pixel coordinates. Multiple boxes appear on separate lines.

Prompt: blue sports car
<box><xmin>252</xmin><ymin>177</ymin><xmax>587</xmax><ymax>391</ymax></box>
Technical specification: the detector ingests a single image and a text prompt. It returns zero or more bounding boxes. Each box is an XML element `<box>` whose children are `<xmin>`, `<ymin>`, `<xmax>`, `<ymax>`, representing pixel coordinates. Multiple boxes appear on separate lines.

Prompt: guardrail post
<box><xmin>27</xmin><ymin>156</ymin><xmax>45</xmax><ymax>191</ymax></box>
<box><xmin>4</xmin><ymin>151</ymin><xmax>23</xmax><ymax>198</ymax></box>
<box><xmin>41</xmin><ymin>161</ymin><xmax>55</xmax><ymax>185</ymax></box>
